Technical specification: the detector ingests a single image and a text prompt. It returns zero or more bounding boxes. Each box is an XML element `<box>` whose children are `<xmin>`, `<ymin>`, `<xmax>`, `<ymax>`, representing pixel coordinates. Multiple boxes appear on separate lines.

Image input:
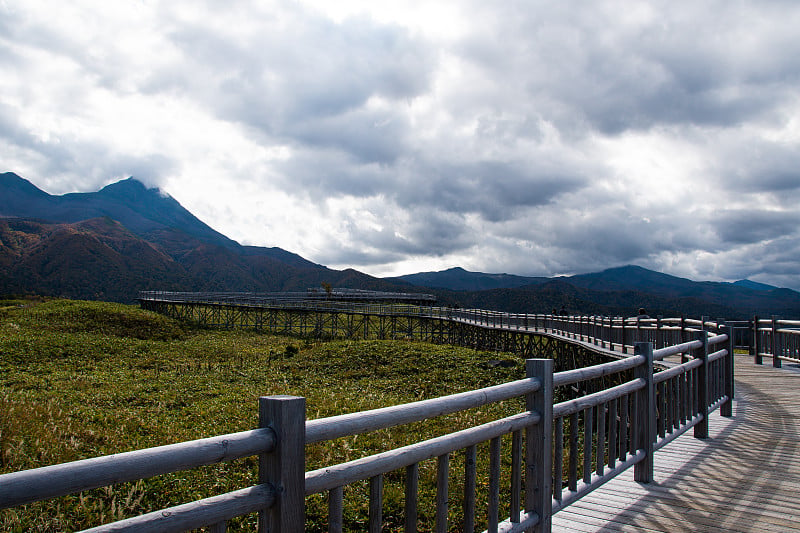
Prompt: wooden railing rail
<box><xmin>78</xmin><ymin>485</ymin><xmax>276</xmax><ymax>533</ymax></box>
<box><xmin>752</xmin><ymin>316</ymin><xmax>800</xmax><ymax>367</ymax></box>
<box><xmin>0</xmin><ymin>397</ymin><xmax>305</xmax><ymax>533</ymax></box>
<box><xmin>305</xmin><ymin>376</ymin><xmax>542</xmax><ymax>445</ymax></box>
<box><xmin>302</xmin><ymin>358</ymin><xmax>555</xmax><ymax>533</ymax></box>
<box><xmin>0</xmin><ymin>428</ymin><xmax>275</xmax><ymax>509</ymax></box>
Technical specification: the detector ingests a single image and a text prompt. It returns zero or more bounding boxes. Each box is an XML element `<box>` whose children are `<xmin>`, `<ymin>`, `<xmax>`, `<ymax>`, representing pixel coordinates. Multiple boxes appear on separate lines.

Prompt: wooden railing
<box><xmin>137</xmin><ymin>289</ymin><xmax>437</xmax><ymax>305</ymax></box>
<box><xmin>751</xmin><ymin>316</ymin><xmax>800</xmax><ymax>367</ymax></box>
<box><xmin>0</xmin><ymin>305</ymin><xmax>735</xmax><ymax>532</ymax></box>
<box><xmin>138</xmin><ymin>291</ymin><xmax>732</xmax><ymax>356</ymax></box>
<box><xmin>446</xmin><ymin>310</ymin><xmax>726</xmax><ymax>355</ymax></box>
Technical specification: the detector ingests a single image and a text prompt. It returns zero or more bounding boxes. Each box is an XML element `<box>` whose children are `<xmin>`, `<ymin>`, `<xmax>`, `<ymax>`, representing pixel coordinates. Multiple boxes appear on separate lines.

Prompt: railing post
<box><xmin>752</xmin><ymin>315</ymin><xmax>762</xmax><ymax>365</ymax></box>
<box><xmin>722</xmin><ymin>325</ymin><xmax>735</xmax><ymax>418</ymax></box>
<box><xmin>693</xmin><ymin>331</ymin><xmax>710</xmax><ymax>439</ymax></box>
<box><xmin>259</xmin><ymin>395</ymin><xmax>306</xmax><ymax>533</ymax></box>
<box><xmin>526</xmin><ymin>359</ymin><xmax>553</xmax><ymax>533</ymax></box>
<box><xmin>656</xmin><ymin>315</ymin><xmax>662</xmax><ymax>348</ymax></box>
<box><xmin>772</xmin><ymin>316</ymin><xmax>781</xmax><ymax>368</ymax></box>
<box><xmin>679</xmin><ymin>316</ymin><xmax>687</xmax><ymax>348</ymax></box>
<box><xmin>633</xmin><ymin>342</ymin><xmax>654</xmax><ymax>482</ymax></box>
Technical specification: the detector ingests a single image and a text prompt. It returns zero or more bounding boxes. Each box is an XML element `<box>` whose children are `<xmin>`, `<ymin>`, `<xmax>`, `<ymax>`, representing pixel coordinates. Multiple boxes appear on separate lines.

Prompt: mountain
<box><xmin>565</xmin><ymin>265</ymin><xmax>698</xmax><ymax>294</ymax></box>
<box><xmin>0</xmin><ymin>217</ymin><xmax>193</xmax><ymax>300</ymax></box>
<box><xmin>0</xmin><ymin>173</ymin><xmax>415</xmax><ymax>301</ymax></box>
<box><xmin>436</xmin><ymin>279</ymin><xmax>744</xmax><ymax>319</ymax></box>
<box><xmin>2</xmin><ymin>172</ymin><xmax>798</xmax><ymax>318</ymax></box>
<box><xmin>1</xmin><ymin>172</ymin><xmax>237</xmax><ymax>249</ymax></box>
<box><xmin>733</xmin><ymin>279</ymin><xmax>777</xmax><ymax>292</ymax></box>
<box><xmin>566</xmin><ymin>265</ymin><xmax>800</xmax><ymax>317</ymax></box>
<box><xmin>392</xmin><ymin>267</ymin><xmax>548</xmax><ymax>291</ymax></box>
<box><xmin>396</xmin><ymin>264</ymin><xmax>800</xmax><ymax>318</ymax></box>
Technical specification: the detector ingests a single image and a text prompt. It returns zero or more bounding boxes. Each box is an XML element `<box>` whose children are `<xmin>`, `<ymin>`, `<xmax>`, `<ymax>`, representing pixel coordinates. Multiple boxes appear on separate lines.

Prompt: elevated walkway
<box><xmin>553</xmin><ymin>355</ymin><xmax>800</xmax><ymax>532</ymax></box>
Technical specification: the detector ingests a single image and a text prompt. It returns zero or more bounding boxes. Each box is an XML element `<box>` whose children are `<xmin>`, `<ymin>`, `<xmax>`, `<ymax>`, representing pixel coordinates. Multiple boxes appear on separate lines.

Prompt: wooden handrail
<box><xmin>0</xmin><ymin>428</ymin><xmax>275</xmax><ymax>509</ymax></box>
<box><xmin>305</xmin><ymin>376</ymin><xmax>541</xmax><ymax>444</ymax></box>
<box><xmin>305</xmin><ymin>411</ymin><xmax>542</xmax><ymax>496</ymax></box>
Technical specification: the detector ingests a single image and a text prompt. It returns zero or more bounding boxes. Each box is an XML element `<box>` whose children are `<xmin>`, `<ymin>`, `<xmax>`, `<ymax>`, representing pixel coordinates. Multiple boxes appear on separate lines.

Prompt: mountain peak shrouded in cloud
<box><xmin>0</xmin><ymin>173</ymin><xmax>238</xmax><ymax>249</ymax></box>
<box><xmin>97</xmin><ymin>177</ymin><xmax>165</xmax><ymax>199</ymax></box>
<box><xmin>2</xmin><ymin>2</ymin><xmax>800</xmax><ymax>291</ymax></box>
<box><xmin>0</xmin><ymin>172</ymin><xmax>414</xmax><ymax>301</ymax></box>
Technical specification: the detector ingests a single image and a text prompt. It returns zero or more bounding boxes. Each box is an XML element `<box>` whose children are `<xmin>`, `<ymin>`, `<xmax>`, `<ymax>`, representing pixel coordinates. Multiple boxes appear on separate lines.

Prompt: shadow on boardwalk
<box><xmin>553</xmin><ymin>357</ymin><xmax>800</xmax><ymax>532</ymax></box>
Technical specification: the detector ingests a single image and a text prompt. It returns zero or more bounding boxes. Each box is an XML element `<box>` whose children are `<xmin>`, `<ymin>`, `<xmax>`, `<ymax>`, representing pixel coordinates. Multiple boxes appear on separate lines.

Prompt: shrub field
<box><xmin>0</xmin><ymin>299</ymin><xmax>528</xmax><ymax>531</ymax></box>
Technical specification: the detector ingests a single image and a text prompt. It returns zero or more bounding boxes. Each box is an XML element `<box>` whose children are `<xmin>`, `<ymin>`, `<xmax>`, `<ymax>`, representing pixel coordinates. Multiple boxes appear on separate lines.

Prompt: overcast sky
<box><xmin>3</xmin><ymin>1</ymin><xmax>800</xmax><ymax>289</ymax></box>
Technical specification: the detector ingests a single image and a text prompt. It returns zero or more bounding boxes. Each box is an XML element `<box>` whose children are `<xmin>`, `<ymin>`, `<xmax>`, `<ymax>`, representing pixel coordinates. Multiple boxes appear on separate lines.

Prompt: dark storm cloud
<box><xmin>458</xmin><ymin>1</ymin><xmax>800</xmax><ymax>135</ymax></box>
<box><xmin>288</xmin><ymin>106</ymin><xmax>412</xmax><ymax>164</ymax></box>
<box><xmin>388</xmin><ymin>160</ymin><xmax>589</xmax><ymax>223</ymax></box>
<box><xmin>538</xmin><ymin>209</ymin><xmax>668</xmax><ymax>267</ymax></box>
<box><xmin>273</xmin><ymin>150</ymin><xmax>389</xmax><ymax>199</ymax></box>
<box><xmin>391</xmin><ymin>209</ymin><xmax>474</xmax><ymax>256</ymax></box>
<box><xmin>713</xmin><ymin>210</ymin><xmax>800</xmax><ymax>246</ymax></box>
<box><xmin>314</xmin><ymin>207</ymin><xmax>473</xmax><ymax>266</ymax></box>
<box><xmin>702</xmin><ymin>236</ymin><xmax>800</xmax><ymax>289</ymax></box>
<box><xmin>4</xmin><ymin>1</ymin><xmax>800</xmax><ymax>289</ymax></box>
<box><xmin>161</xmin><ymin>6</ymin><xmax>434</xmax><ymax>161</ymax></box>
<box><xmin>276</xmin><ymin>150</ymin><xmax>589</xmax><ymax>226</ymax></box>
<box><xmin>716</xmin><ymin>140</ymin><xmax>800</xmax><ymax>199</ymax></box>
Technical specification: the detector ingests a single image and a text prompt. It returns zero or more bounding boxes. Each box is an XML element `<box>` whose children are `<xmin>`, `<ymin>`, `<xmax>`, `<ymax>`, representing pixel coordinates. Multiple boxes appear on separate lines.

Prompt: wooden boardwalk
<box><xmin>552</xmin><ymin>355</ymin><xmax>800</xmax><ymax>532</ymax></box>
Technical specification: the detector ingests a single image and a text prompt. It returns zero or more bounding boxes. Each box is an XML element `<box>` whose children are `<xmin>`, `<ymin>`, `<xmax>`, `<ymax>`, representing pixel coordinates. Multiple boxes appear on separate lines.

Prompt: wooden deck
<box><xmin>552</xmin><ymin>355</ymin><xmax>800</xmax><ymax>532</ymax></box>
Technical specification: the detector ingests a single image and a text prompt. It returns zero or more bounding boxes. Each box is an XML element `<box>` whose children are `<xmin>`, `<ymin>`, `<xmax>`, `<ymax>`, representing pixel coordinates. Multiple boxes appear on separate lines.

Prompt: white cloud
<box><xmin>2</xmin><ymin>0</ymin><xmax>800</xmax><ymax>290</ymax></box>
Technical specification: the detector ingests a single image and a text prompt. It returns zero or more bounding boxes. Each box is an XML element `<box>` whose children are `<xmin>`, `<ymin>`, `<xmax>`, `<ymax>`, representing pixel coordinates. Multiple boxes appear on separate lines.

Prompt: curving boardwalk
<box><xmin>553</xmin><ymin>354</ymin><xmax>800</xmax><ymax>532</ymax></box>
<box><xmin>132</xmin><ymin>294</ymin><xmax>799</xmax><ymax>531</ymax></box>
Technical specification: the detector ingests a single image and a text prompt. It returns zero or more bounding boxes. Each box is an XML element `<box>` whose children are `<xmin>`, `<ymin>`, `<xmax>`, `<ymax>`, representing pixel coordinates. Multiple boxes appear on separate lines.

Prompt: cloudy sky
<box><xmin>3</xmin><ymin>1</ymin><xmax>800</xmax><ymax>289</ymax></box>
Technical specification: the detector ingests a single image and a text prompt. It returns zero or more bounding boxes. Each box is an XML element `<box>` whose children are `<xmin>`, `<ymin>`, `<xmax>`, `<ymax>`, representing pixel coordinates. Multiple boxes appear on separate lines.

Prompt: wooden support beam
<box><xmin>258</xmin><ymin>395</ymin><xmax>306</xmax><ymax>533</ymax></box>
<box><xmin>526</xmin><ymin>358</ymin><xmax>553</xmax><ymax>533</ymax></box>
<box><xmin>633</xmin><ymin>342</ymin><xmax>654</xmax><ymax>483</ymax></box>
<box><xmin>693</xmin><ymin>331</ymin><xmax>709</xmax><ymax>440</ymax></box>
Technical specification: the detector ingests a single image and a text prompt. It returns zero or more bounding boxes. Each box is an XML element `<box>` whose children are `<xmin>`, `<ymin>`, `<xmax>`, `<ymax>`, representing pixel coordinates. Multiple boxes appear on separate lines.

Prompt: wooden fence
<box><xmin>137</xmin><ymin>291</ymin><xmax>732</xmax><ymax>355</ymax></box>
<box><xmin>0</xmin><ymin>304</ymin><xmax>735</xmax><ymax>533</ymax></box>
<box><xmin>751</xmin><ymin>316</ymin><xmax>800</xmax><ymax>367</ymax></box>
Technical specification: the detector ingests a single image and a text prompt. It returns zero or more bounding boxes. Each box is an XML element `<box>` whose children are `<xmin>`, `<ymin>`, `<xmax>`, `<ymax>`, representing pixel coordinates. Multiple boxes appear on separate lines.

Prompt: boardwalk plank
<box><xmin>552</xmin><ymin>356</ymin><xmax>800</xmax><ymax>532</ymax></box>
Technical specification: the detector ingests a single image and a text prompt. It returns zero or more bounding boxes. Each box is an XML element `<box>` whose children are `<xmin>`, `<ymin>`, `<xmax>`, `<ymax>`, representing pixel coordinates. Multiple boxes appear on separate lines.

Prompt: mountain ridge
<box><xmin>394</xmin><ymin>264</ymin><xmax>800</xmax><ymax>318</ymax></box>
<box><xmin>2</xmin><ymin>172</ymin><xmax>798</xmax><ymax>317</ymax></box>
<box><xmin>391</xmin><ymin>266</ymin><xmax>548</xmax><ymax>291</ymax></box>
<box><xmin>0</xmin><ymin>172</ymin><xmax>416</xmax><ymax>301</ymax></box>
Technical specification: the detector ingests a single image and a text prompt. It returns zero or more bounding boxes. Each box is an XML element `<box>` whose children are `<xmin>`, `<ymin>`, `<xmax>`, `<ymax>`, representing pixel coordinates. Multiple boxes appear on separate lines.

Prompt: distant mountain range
<box><xmin>394</xmin><ymin>265</ymin><xmax>784</xmax><ymax>294</ymax></box>
<box><xmin>393</xmin><ymin>267</ymin><xmax>549</xmax><ymax>291</ymax></box>
<box><xmin>2</xmin><ymin>171</ymin><xmax>798</xmax><ymax>318</ymax></box>
<box><xmin>393</xmin><ymin>265</ymin><xmax>800</xmax><ymax>318</ymax></box>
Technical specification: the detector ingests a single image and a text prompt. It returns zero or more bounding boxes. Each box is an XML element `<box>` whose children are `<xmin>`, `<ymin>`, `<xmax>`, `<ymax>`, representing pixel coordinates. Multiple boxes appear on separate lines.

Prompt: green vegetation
<box><xmin>0</xmin><ymin>299</ymin><xmax>528</xmax><ymax>531</ymax></box>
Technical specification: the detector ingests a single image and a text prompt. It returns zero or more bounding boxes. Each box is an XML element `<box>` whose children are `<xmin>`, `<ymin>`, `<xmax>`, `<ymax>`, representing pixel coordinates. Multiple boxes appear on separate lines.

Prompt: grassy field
<box><xmin>0</xmin><ymin>299</ymin><xmax>531</xmax><ymax>532</ymax></box>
